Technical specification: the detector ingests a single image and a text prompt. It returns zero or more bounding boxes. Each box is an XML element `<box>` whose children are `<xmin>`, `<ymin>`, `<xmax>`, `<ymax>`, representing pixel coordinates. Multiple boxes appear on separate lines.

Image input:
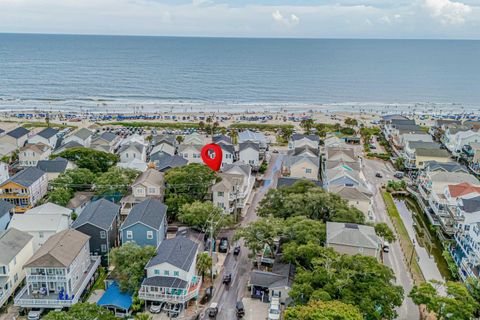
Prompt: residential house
<box><xmin>138</xmin><ymin>237</ymin><xmax>201</xmax><ymax>310</ymax></box>
<box><xmin>448</xmin><ymin>195</ymin><xmax>480</xmax><ymax>281</ymax></box>
<box><xmin>120</xmin><ymin>169</ymin><xmax>165</xmax><ymax>219</ymax></box>
<box><xmin>63</xmin><ymin>128</ymin><xmax>93</xmax><ymax>147</ymax></box>
<box><xmin>36</xmin><ymin>157</ymin><xmax>76</xmax><ymax>181</ymax></box>
<box><xmin>399</xmin><ymin>133</ymin><xmax>433</xmax><ymax>149</ymax></box>
<box><xmin>288</xmin><ymin>134</ymin><xmax>319</xmax><ymax>150</ymax></box>
<box><xmin>238</xmin><ymin>130</ymin><xmax>267</xmax><ymax>151</ymax></box>
<box><xmin>0</xmin><ymin>200</ymin><xmax>14</xmax><ymax>230</ymax></box>
<box><xmin>1</xmin><ymin>127</ymin><xmax>30</xmax><ymax>148</ymax></box>
<box><xmin>463</xmin><ymin>142</ymin><xmax>480</xmax><ymax>174</ymax></box>
<box><xmin>72</xmin><ymin>199</ymin><xmax>120</xmax><ymax>266</ymax></box>
<box><xmin>28</xmin><ymin>128</ymin><xmax>59</xmax><ymax>148</ymax></box>
<box><xmin>67</xmin><ymin>192</ymin><xmax>93</xmax><ymax>216</ymax></box>
<box><xmin>118</xmin><ymin>142</ymin><xmax>147</xmax><ymax>164</ymax></box>
<box><xmin>212</xmin><ymin>135</ymin><xmax>232</xmax><ymax>145</ymax></box>
<box><xmin>0</xmin><ymin>167</ymin><xmax>48</xmax><ymax>213</ymax></box>
<box><xmin>152</xmin><ymin>134</ymin><xmax>176</xmax><ymax>149</ymax></box>
<box><xmin>329</xmin><ymin>185</ymin><xmax>374</xmax><ymax>222</ymax></box>
<box><xmin>276</xmin><ymin>177</ymin><xmax>323</xmax><ymax>188</ymax></box>
<box><xmin>120</xmin><ymin>199</ymin><xmax>167</xmax><ymax>248</ymax></box>
<box><xmin>14</xmin><ymin>229</ymin><xmax>101</xmax><ymax>309</ymax></box>
<box><xmin>212</xmin><ymin>173</ymin><xmax>246</xmax><ymax>214</ymax></box>
<box><xmin>403</xmin><ymin>141</ymin><xmax>448</xmax><ymax>170</ymax></box>
<box><xmin>0</xmin><ymin>228</ymin><xmax>34</xmax><ymax>308</ymax></box>
<box><xmin>53</xmin><ymin>141</ymin><xmax>83</xmax><ymax>155</ymax></box>
<box><xmin>151</xmin><ymin>154</ymin><xmax>187</xmax><ymax>172</ymax></box>
<box><xmin>322</xmin><ymin>136</ymin><xmax>347</xmax><ymax>152</ymax></box>
<box><xmin>183</xmin><ymin>133</ymin><xmax>206</xmax><ymax>146</ymax></box>
<box><xmin>282</xmin><ymin>156</ymin><xmax>319</xmax><ymax>180</ymax></box>
<box><xmin>19</xmin><ymin>143</ymin><xmax>52</xmax><ymax>167</ymax></box>
<box><xmin>249</xmin><ymin>261</ymin><xmax>294</xmax><ymax>304</ymax></box>
<box><xmin>9</xmin><ymin>202</ymin><xmax>72</xmax><ymax>250</ymax></box>
<box><xmin>178</xmin><ymin>144</ymin><xmax>203</xmax><ymax>164</ymax></box>
<box><xmin>219</xmin><ymin>144</ymin><xmax>235</xmax><ymax>169</ymax></box>
<box><xmin>0</xmin><ymin>161</ymin><xmax>9</xmax><ymax>185</ymax></box>
<box><xmin>239</xmin><ymin>142</ymin><xmax>260</xmax><ymax>169</ymax></box>
<box><xmin>326</xmin><ymin>222</ymin><xmax>382</xmax><ymax>259</ymax></box>
<box><xmin>151</xmin><ymin>138</ymin><xmax>176</xmax><ymax>157</ymax></box>
<box><xmin>91</xmin><ymin>132</ymin><xmax>120</xmax><ymax>153</ymax></box>
<box><xmin>443</xmin><ymin>125</ymin><xmax>480</xmax><ymax>155</ymax></box>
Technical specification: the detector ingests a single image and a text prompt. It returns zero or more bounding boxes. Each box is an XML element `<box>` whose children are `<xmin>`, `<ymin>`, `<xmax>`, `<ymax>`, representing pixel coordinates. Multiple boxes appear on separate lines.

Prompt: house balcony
<box><xmin>428</xmin><ymin>198</ymin><xmax>449</xmax><ymax>218</ymax></box>
<box><xmin>27</xmin><ymin>275</ymin><xmax>67</xmax><ymax>282</ymax></box>
<box><xmin>14</xmin><ymin>256</ymin><xmax>100</xmax><ymax>309</ymax></box>
<box><xmin>138</xmin><ymin>277</ymin><xmax>202</xmax><ymax>304</ymax></box>
<box><xmin>0</xmin><ymin>281</ymin><xmax>12</xmax><ymax>306</ymax></box>
<box><xmin>438</xmin><ymin>216</ymin><xmax>455</xmax><ymax>235</ymax></box>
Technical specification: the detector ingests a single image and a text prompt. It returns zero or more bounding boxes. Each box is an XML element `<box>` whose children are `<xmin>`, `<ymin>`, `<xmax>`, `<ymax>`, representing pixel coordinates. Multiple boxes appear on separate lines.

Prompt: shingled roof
<box><xmin>7</xmin><ymin>127</ymin><xmax>29</xmax><ymax>139</ymax></box>
<box><xmin>0</xmin><ymin>228</ymin><xmax>33</xmax><ymax>265</ymax></box>
<box><xmin>37</xmin><ymin>127</ymin><xmax>58</xmax><ymax>139</ymax></box>
<box><xmin>1</xmin><ymin>167</ymin><xmax>45</xmax><ymax>188</ymax></box>
<box><xmin>72</xmin><ymin>199</ymin><xmax>119</xmax><ymax>230</ymax></box>
<box><xmin>146</xmin><ymin>236</ymin><xmax>198</xmax><ymax>271</ymax></box>
<box><xmin>121</xmin><ymin>199</ymin><xmax>167</xmax><ymax>230</ymax></box>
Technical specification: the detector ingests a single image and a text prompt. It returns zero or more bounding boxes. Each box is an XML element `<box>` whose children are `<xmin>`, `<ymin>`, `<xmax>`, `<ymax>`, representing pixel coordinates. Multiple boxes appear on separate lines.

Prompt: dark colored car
<box><xmin>201</xmin><ymin>286</ymin><xmax>213</xmax><ymax>304</ymax></box>
<box><xmin>223</xmin><ymin>273</ymin><xmax>232</xmax><ymax>285</ymax></box>
<box><xmin>375</xmin><ymin>172</ymin><xmax>383</xmax><ymax>178</ymax></box>
<box><xmin>233</xmin><ymin>245</ymin><xmax>241</xmax><ymax>256</ymax></box>
<box><xmin>236</xmin><ymin>301</ymin><xmax>245</xmax><ymax>318</ymax></box>
<box><xmin>219</xmin><ymin>237</ymin><xmax>229</xmax><ymax>253</ymax></box>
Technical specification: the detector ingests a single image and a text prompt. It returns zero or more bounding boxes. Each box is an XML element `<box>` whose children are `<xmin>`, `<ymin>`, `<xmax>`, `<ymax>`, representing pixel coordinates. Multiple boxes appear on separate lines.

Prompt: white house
<box><xmin>0</xmin><ymin>161</ymin><xmax>9</xmax><ymax>185</ymax></box>
<box><xmin>183</xmin><ymin>133</ymin><xmax>206</xmax><ymax>146</ymax></box>
<box><xmin>238</xmin><ymin>130</ymin><xmax>267</xmax><ymax>151</ymax></box>
<box><xmin>239</xmin><ymin>142</ymin><xmax>260</xmax><ymax>169</ymax></box>
<box><xmin>0</xmin><ymin>127</ymin><xmax>30</xmax><ymax>148</ymax></box>
<box><xmin>178</xmin><ymin>145</ymin><xmax>203</xmax><ymax>164</ymax></box>
<box><xmin>14</xmin><ymin>230</ymin><xmax>101</xmax><ymax>309</ymax></box>
<box><xmin>28</xmin><ymin>128</ymin><xmax>59</xmax><ymax>148</ymax></box>
<box><xmin>219</xmin><ymin>144</ymin><xmax>235</xmax><ymax>169</ymax></box>
<box><xmin>445</xmin><ymin>129</ymin><xmax>480</xmax><ymax>156</ymax></box>
<box><xmin>139</xmin><ymin>237</ymin><xmax>201</xmax><ymax>312</ymax></box>
<box><xmin>19</xmin><ymin>143</ymin><xmax>52</xmax><ymax>167</ymax></box>
<box><xmin>118</xmin><ymin>142</ymin><xmax>147</xmax><ymax>164</ymax></box>
<box><xmin>288</xmin><ymin>134</ymin><xmax>319</xmax><ymax>150</ymax></box>
<box><xmin>63</xmin><ymin>128</ymin><xmax>93</xmax><ymax>147</ymax></box>
<box><xmin>9</xmin><ymin>202</ymin><xmax>72</xmax><ymax>250</ymax></box>
<box><xmin>0</xmin><ymin>228</ymin><xmax>34</xmax><ymax>308</ymax></box>
<box><xmin>282</xmin><ymin>156</ymin><xmax>319</xmax><ymax>180</ymax></box>
<box><xmin>36</xmin><ymin>157</ymin><xmax>77</xmax><ymax>181</ymax></box>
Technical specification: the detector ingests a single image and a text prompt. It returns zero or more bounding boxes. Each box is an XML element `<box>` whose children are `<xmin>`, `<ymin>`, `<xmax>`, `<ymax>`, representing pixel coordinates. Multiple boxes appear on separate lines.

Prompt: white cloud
<box><xmin>272</xmin><ymin>9</ymin><xmax>300</xmax><ymax>27</ymax></box>
<box><xmin>424</xmin><ymin>0</ymin><xmax>472</xmax><ymax>25</ymax></box>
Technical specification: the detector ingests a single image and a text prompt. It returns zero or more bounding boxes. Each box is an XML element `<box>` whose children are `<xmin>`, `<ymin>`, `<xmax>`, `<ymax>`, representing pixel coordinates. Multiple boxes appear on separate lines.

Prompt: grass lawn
<box><xmin>22</xmin><ymin>122</ymin><xmax>77</xmax><ymax>129</ymax></box>
<box><xmin>382</xmin><ymin>191</ymin><xmax>425</xmax><ymax>284</ymax></box>
<box><xmin>110</xmin><ymin>121</ymin><xmax>201</xmax><ymax>129</ymax></box>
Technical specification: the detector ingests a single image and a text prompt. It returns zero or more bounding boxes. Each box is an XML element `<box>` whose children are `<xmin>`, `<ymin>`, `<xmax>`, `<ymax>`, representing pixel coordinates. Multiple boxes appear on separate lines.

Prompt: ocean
<box><xmin>0</xmin><ymin>33</ymin><xmax>479</xmax><ymax>113</ymax></box>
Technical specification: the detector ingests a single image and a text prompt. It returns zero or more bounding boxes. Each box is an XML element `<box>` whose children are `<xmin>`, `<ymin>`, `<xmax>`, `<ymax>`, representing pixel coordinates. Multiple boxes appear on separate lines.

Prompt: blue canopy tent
<box><xmin>97</xmin><ymin>282</ymin><xmax>133</xmax><ymax>318</ymax></box>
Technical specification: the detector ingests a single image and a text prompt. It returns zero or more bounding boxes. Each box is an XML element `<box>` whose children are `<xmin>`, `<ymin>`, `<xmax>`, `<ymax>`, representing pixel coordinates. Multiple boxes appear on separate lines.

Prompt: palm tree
<box><xmin>229</xmin><ymin>129</ymin><xmax>239</xmax><ymax>144</ymax></box>
<box><xmin>198</xmin><ymin>121</ymin><xmax>205</xmax><ymax>132</ymax></box>
<box><xmin>212</xmin><ymin>121</ymin><xmax>219</xmax><ymax>135</ymax></box>
<box><xmin>134</xmin><ymin>313</ymin><xmax>152</xmax><ymax>320</ymax></box>
<box><xmin>300</xmin><ymin>119</ymin><xmax>315</xmax><ymax>134</ymax></box>
<box><xmin>196</xmin><ymin>252</ymin><xmax>213</xmax><ymax>279</ymax></box>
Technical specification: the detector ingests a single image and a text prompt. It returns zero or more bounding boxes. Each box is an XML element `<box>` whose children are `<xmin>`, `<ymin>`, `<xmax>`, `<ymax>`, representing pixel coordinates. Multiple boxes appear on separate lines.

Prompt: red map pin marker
<box><xmin>201</xmin><ymin>143</ymin><xmax>223</xmax><ymax>171</ymax></box>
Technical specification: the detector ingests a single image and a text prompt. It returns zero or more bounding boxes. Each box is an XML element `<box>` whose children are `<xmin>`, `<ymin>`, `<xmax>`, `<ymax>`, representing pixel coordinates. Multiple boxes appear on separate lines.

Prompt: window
<box><xmin>305</xmin><ymin>168</ymin><xmax>312</xmax><ymax>174</ymax></box>
<box><xmin>164</xmin><ymin>270</ymin><xmax>170</xmax><ymax>276</ymax></box>
<box><xmin>174</xmin><ymin>271</ymin><xmax>179</xmax><ymax>277</ymax></box>
<box><xmin>100</xmin><ymin>230</ymin><xmax>106</xmax><ymax>239</ymax></box>
<box><xmin>217</xmin><ymin>191</ymin><xmax>224</xmax><ymax>197</ymax></box>
<box><xmin>14</xmin><ymin>273</ymin><xmax>18</xmax><ymax>283</ymax></box>
<box><xmin>147</xmin><ymin>231</ymin><xmax>153</xmax><ymax>239</ymax></box>
<box><xmin>155</xmin><ymin>269</ymin><xmax>160</xmax><ymax>275</ymax></box>
<box><xmin>126</xmin><ymin>230</ymin><xmax>133</xmax><ymax>239</ymax></box>
<box><xmin>39</xmin><ymin>232</ymin><xmax>44</xmax><ymax>238</ymax></box>
<box><xmin>148</xmin><ymin>187</ymin><xmax>156</xmax><ymax>194</ymax></box>
<box><xmin>101</xmin><ymin>244</ymin><xmax>107</xmax><ymax>253</ymax></box>
<box><xmin>249</xmin><ymin>160</ymin><xmax>255</xmax><ymax>165</ymax></box>
<box><xmin>13</xmin><ymin>257</ymin><xmax>16</xmax><ymax>266</ymax></box>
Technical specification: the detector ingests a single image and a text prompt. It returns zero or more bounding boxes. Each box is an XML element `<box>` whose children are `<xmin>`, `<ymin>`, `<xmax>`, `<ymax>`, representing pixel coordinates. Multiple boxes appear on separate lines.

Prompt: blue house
<box><xmin>0</xmin><ymin>200</ymin><xmax>14</xmax><ymax>230</ymax></box>
<box><xmin>120</xmin><ymin>199</ymin><xmax>167</xmax><ymax>248</ymax></box>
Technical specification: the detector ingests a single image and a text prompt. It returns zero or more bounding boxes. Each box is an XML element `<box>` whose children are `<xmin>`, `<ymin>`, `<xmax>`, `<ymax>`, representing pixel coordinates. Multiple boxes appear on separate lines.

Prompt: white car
<box><xmin>27</xmin><ymin>308</ymin><xmax>44</xmax><ymax>320</ymax></box>
<box><xmin>268</xmin><ymin>303</ymin><xmax>281</xmax><ymax>320</ymax></box>
<box><xmin>149</xmin><ymin>302</ymin><xmax>163</xmax><ymax>314</ymax></box>
<box><xmin>383</xmin><ymin>241</ymin><xmax>390</xmax><ymax>253</ymax></box>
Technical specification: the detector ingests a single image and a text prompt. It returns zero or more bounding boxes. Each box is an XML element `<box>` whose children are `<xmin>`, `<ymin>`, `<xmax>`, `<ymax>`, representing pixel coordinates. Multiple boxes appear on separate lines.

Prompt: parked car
<box><xmin>268</xmin><ymin>303</ymin><xmax>281</xmax><ymax>320</ymax></box>
<box><xmin>201</xmin><ymin>286</ymin><xmax>214</xmax><ymax>304</ymax></box>
<box><xmin>28</xmin><ymin>308</ymin><xmax>44</xmax><ymax>320</ymax></box>
<box><xmin>375</xmin><ymin>172</ymin><xmax>383</xmax><ymax>178</ymax></box>
<box><xmin>233</xmin><ymin>245</ymin><xmax>241</xmax><ymax>256</ymax></box>
<box><xmin>394</xmin><ymin>171</ymin><xmax>404</xmax><ymax>179</ymax></box>
<box><xmin>149</xmin><ymin>302</ymin><xmax>164</xmax><ymax>314</ymax></box>
<box><xmin>383</xmin><ymin>241</ymin><xmax>390</xmax><ymax>253</ymax></box>
<box><xmin>223</xmin><ymin>273</ymin><xmax>232</xmax><ymax>285</ymax></box>
<box><xmin>219</xmin><ymin>237</ymin><xmax>229</xmax><ymax>253</ymax></box>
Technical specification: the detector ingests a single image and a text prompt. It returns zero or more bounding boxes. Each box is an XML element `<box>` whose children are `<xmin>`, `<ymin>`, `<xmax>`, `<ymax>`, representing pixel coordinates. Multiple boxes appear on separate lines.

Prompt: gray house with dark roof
<box><xmin>151</xmin><ymin>154</ymin><xmax>188</xmax><ymax>172</ymax></box>
<box><xmin>139</xmin><ymin>236</ymin><xmax>200</xmax><ymax>307</ymax></box>
<box><xmin>0</xmin><ymin>200</ymin><xmax>14</xmax><ymax>230</ymax></box>
<box><xmin>72</xmin><ymin>199</ymin><xmax>120</xmax><ymax>266</ymax></box>
<box><xmin>120</xmin><ymin>199</ymin><xmax>167</xmax><ymax>248</ymax></box>
<box><xmin>4</xmin><ymin>127</ymin><xmax>30</xmax><ymax>147</ymax></box>
<box><xmin>36</xmin><ymin>157</ymin><xmax>76</xmax><ymax>181</ymax></box>
<box><xmin>29</xmin><ymin>127</ymin><xmax>59</xmax><ymax>148</ymax></box>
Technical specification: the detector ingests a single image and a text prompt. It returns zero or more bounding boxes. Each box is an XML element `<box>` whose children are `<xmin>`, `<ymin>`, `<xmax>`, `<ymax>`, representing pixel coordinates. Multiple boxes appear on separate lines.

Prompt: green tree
<box><xmin>178</xmin><ymin>201</ymin><xmax>232</xmax><ymax>237</ymax></box>
<box><xmin>176</xmin><ymin>135</ymin><xmax>184</xmax><ymax>144</ymax></box>
<box><xmin>164</xmin><ymin>164</ymin><xmax>217</xmax><ymax>219</ymax></box>
<box><xmin>285</xmin><ymin>300</ymin><xmax>363</xmax><ymax>320</ymax></box>
<box><xmin>134</xmin><ymin>313</ymin><xmax>152</xmax><ymax>320</ymax></box>
<box><xmin>442</xmin><ymin>249</ymin><xmax>459</xmax><ymax>280</ymax></box>
<box><xmin>229</xmin><ymin>129</ymin><xmax>239</xmax><ymax>144</ymax></box>
<box><xmin>109</xmin><ymin>242</ymin><xmax>156</xmax><ymax>293</ymax></box>
<box><xmin>235</xmin><ymin>216</ymin><xmax>282</xmax><ymax>257</ymax></box>
<box><xmin>55</xmin><ymin>147</ymin><xmax>119</xmax><ymax>173</ymax></box>
<box><xmin>409</xmin><ymin>281</ymin><xmax>479</xmax><ymax>320</ymax></box>
<box><xmin>344</xmin><ymin>117</ymin><xmax>358</xmax><ymax>127</ymax></box>
<box><xmin>198</xmin><ymin>121</ymin><xmax>205</xmax><ymax>132</ymax></box>
<box><xmin>395</xmin><ymin>157</ymin><xmax>406</xmax><ymax>171</ymax></box>
<box><xmin>374</xmin><ymin>222</ymin><xmax>396</xmax><ymax>243</ymax></box>
<box><xmin>52</xmin><ymin>168</ymin><xmax>95</xmax><ymax>191</ymax></box>
<box><xmin>258</xmin><ymin>180</ymin><xmax>364</xmax><ymax>224</ymax></box>
<box><xmin>43</xmin><ymin>303</ymin><xmax>116</xmax><ymax>320</ymax></box>
<box><xmin>290</xmin><ymin>251</ymin><xmax>404</xmax><ymax>320</ymax></box>
<box><xmin>196</xmin><ymin>252</ymin><xmax>213</xmax><ymax>278</ymax></box>
<box><xmin>47</xmin><ymin>187</ymin><xmax>74</xmax><ymax>206</ymax></box>
<box><xmin>300</xmin><ymin>119</ymin><xmax>315</xmax><ymax>134</ymax></box>
<box><xmin>280</xmin><ymin>127</ymin><xmax>294</xmax><ymax>142</ymax></box>
<box><xmin>94</xmin><ymin>167</ymin><xmax>139</xmax><ymax>196</ymax></box>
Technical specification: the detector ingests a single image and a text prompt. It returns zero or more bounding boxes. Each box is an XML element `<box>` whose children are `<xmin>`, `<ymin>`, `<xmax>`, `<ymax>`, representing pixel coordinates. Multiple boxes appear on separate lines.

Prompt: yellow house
<box><xmin>0</xmin><ymin>167</ymin><xmax>48</xmax><ymax>213</ymax></box>
<box><xmin>415</xmin><ymin>148</ymin><xmax>451</xmax><ymax>170</ymax></box>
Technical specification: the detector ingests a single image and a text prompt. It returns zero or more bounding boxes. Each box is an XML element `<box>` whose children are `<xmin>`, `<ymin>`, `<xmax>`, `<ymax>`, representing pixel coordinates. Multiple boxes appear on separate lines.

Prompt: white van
<box><xmin>383</xmin><ymin>241</ymin><xmax>390</xmax><ymax>253</ymax></box>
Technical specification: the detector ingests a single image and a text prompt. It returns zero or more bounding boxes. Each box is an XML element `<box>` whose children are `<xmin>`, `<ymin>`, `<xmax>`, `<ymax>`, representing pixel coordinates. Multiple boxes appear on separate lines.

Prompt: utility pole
<box><xmin>209</xmin><ymin>219</ymin><xmax>214</xmax><ymax>282</ymax></box>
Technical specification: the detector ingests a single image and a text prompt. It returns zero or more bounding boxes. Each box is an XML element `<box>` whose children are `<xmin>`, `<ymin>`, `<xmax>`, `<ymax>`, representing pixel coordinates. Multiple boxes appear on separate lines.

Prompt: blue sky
<box><xmin>0</xmin><ymin>0</ymin><xmax>479</xmax><ymax>38</ymax></box>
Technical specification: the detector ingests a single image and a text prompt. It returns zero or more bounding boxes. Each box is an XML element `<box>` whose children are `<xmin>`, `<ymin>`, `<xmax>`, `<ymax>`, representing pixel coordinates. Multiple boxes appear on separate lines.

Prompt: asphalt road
<box><xmin>212</xmin><ymin>154</ymin><xmax>281</xmax><ymax>320</ymax></box>
<box><xmin>361</xmin><ymin>156</ymin><xmax>419</xmax><ymax>320</ymax></box>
